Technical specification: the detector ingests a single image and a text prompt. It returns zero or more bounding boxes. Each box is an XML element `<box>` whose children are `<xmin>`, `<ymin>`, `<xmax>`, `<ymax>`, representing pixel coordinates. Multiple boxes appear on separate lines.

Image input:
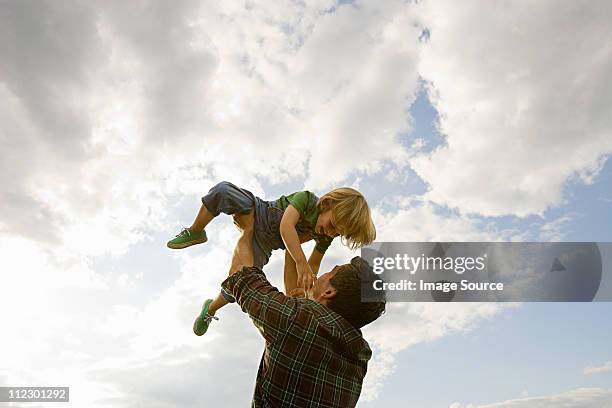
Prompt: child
<box><xmin>167</xmin><ymin>181</ymin><xmax>376</xmax><ymax>336</ymax></box>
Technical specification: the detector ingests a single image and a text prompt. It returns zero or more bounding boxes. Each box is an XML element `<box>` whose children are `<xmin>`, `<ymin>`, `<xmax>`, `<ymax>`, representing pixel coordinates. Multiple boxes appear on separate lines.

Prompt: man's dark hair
<box><xmin>328</xmin><ymin>256</ymin><xmax>386</xmax><ymax>329</ymax></box>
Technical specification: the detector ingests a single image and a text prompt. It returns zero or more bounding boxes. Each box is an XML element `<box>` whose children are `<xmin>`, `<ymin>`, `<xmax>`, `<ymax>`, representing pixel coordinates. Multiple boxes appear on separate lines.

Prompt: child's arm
<box><xmin>308</xmin><ymin>248</ymin><xmax>324</xmax><ymax>277</ymax></box>
<box><xmin>284</xmin><ymin>247</ymin><xmax>323</xmax><ymax>298</ymax></box>
<box><xmin>280</xmin><ymin>205</ymin><xmax>316</xmax><ymax>291</ymax></box>
<box><xmin>284</xmin><ymin>250</ymin><xmax>298</xmax><ymax>295</ymax></box>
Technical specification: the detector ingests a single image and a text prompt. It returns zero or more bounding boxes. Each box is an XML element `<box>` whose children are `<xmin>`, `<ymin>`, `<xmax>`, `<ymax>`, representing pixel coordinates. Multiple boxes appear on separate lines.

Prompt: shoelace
<box><xmin>176</xmin><ymin>228</ymin><xmax>191</xmax><ymax>238</ymax></box>
<box><xmin>204</xmin><ymin>314</ymin><xmax>219</xmax><ymax>323</ymax></box>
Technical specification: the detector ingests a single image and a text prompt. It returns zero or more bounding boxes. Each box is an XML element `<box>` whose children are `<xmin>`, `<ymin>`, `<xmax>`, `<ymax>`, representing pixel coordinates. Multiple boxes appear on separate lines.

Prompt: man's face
<box><xmin>315</xmin><ymin>209</ymin><xmax>341</xmax><ymax>238</ymax></box>
<box><xmin>308</xmin><ymin>265</ymin><xmax>341</xmax><ymax>303</ymax></box>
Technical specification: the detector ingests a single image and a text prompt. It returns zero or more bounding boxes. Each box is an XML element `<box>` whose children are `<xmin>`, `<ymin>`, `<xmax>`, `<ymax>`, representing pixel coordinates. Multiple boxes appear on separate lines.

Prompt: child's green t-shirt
<box><xmin>275</xmin><ymin>191</ymin><xmax>334</xmax><ymax>254</ymax></box>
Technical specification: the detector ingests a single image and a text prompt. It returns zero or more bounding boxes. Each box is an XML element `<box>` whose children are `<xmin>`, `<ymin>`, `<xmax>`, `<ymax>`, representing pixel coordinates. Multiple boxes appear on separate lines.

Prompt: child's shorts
<box><xmin>201</xmin><ymin>181</ymin><xmax>285</xmax><ymax>302</ymax></box>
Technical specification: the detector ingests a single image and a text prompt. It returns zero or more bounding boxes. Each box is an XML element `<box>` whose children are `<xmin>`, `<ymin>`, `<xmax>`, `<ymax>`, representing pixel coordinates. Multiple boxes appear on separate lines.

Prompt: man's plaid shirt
<box><xmin>221</xmin><ymin>266</ymin><xmax>372</xmax><ymax>408</ymax></box>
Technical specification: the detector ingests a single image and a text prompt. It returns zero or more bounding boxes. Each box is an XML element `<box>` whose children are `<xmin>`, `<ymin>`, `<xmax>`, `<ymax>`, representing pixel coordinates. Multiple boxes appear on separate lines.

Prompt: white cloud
<box><xmin>452</xmin><ymin>387</ymin><xmax>612</xmax><ymax>408</ymax></box>
<box><xmin>372</xmin><ymin>196</ymin><xmax>528</xmax><ymax>242</ymax></box>
<box><xmin>0</xmin><ymin>221</ymin><xmax>275</xmax><ymax>407</ymax></box>
<box><xmin>1</xmin><ymin>0</ymin><xmax>609</xmax><ymax>407</ymax></box>
<box><xmin>294</xmin><ymin>1</ymin><xmax>421</xmax><ymax>188</ymax></box>
<box><xmin>0</xmin><ymin>0</ymin><xmax>424</xmax><ymax>255</ymax></box>
<box><xmin>413</xmin><ymin>0</ymin><xmax>612</xmax><ymax>217</ymax></box>
<box><xmin>354</xmin><ymin>198</ymin><xmax>525</xmax><ymax>400</ymax></box>
<box><xmin>584</xmin><ymin>360</ymin><xmax>612</xmax><ymax>375</ymax></box>
<box><xmin>537</xmin><ymin>214</ymin><xmax>576</xmax><ymax>241</ymax></box>
<box><xmin>361</xmin><ymin>302</ymin><xmax>520</xmax><ymax>401</ymax></box>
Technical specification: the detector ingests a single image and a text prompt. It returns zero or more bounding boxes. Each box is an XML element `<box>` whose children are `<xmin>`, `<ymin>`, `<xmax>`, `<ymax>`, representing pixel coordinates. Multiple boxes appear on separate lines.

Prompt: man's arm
<box><xmin>282</xmin><ymin>247</ymin><xmax>324</xmax><ymax>299</ymax></box>
<box><xmin>285</xmin><ymin>237</ymin><xmax>319</xmax><ymax>298</ymax></box>
<box><xmin>222</xmin><ymin>266</ymin><xmax>297</xmax><ymax>343</ymax></box>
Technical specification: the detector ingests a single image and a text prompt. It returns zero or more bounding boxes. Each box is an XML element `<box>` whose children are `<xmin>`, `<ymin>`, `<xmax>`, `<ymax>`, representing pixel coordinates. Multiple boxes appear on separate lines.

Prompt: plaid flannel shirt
<box><xmin>221</xmin><ymin>266</ymin><xmax>372</xmax><ymax>408</ymax></box>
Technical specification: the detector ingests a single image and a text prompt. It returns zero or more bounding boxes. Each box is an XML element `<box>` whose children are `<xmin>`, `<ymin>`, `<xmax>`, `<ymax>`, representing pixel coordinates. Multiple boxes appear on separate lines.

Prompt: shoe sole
<box><xmin>167</xmin><ymin>237</ymin><xmax>208</xmax><ymax>249</ymax></box>
<box><xmin>192</xmin><ymin>318</ymin><xmax>204</xmax><ymax>336</ymax></box>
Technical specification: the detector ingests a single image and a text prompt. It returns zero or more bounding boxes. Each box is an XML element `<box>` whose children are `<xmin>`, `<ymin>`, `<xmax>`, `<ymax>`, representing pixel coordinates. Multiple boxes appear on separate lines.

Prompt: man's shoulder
<box><xmin>293</xmin><ymin>299</ymin><xmax>359</xmax><ymax>334</ymax></box>
<box><xmin>290</xmin><ymin>299</ymin><xmax>372</xmax><ymax>363</ymax></box>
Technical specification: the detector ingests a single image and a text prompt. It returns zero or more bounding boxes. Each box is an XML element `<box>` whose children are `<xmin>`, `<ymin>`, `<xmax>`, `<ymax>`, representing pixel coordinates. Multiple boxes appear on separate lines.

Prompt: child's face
<box><xmin>315</xmin><ymin>209</ymin><xmax>341</xmax><ymax>237</ymax></box>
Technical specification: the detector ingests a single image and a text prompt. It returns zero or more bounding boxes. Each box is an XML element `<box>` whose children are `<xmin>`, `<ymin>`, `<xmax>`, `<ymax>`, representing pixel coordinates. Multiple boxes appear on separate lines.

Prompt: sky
<box><xmin>1</xmin><ymin>0</ymin><xmax>612</xmax><ymax>407</ymax></box>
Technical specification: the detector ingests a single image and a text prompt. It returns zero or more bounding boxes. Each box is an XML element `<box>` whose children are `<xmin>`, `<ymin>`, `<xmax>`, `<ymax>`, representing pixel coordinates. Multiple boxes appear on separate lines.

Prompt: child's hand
<box><xmin>288</xmin><ymin>288</ymin><xmax>306</xmax><ymax>298</ymax></box>
<box><xmin>297</xmin><ymin>261</ymin><xmax>316</xmax><ymax>291</ymax></box>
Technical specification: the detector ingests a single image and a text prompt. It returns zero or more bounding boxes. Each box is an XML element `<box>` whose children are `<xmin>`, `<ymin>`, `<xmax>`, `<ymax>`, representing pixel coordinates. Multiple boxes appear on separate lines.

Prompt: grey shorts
<box><xmin>201</xmin><ymin>181</ymin><xmax>285</xmax><ymax>302</ymax></box>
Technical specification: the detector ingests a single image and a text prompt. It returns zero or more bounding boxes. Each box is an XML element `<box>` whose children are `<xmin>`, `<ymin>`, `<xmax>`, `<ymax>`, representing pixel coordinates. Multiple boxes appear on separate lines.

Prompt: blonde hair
<box><xmin>317</xmin><ymin>187</ymin><xmax>376</xmax><ymax>250</ymax></box>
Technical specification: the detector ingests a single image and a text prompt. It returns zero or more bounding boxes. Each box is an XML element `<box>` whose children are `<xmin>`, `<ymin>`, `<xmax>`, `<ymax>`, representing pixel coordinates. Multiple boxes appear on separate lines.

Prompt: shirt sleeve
<box><xmin>286</xmin><ymin>191</ymin><xmax>313</xmax><ymax>216</ymax></box>
<box><xmin>314</xmin><ymin>235</ymin><xmax>334</xmax><ymax>254</ymax></box>
<box><xmin>221</xmin><ymin>266</ymin><xmax>297</xmax><ymax>343</ymax></box>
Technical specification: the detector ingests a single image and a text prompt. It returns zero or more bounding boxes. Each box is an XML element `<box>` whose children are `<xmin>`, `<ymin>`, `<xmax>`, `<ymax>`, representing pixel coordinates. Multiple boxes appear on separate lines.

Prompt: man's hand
<box><xmin>296</xmin><ymin>260</ymin><xmax>316</xmax><ymax>291</ymax></box>
<box><xmin>288</xmin><ymin>287</ymin><xmax>306</xmax><ymax>298</ymax></box>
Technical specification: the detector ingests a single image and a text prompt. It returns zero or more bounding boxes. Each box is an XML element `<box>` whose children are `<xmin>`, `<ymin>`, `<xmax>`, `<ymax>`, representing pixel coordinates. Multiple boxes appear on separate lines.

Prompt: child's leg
<box><xmin>169</xmin><ymin>181</ymin><xmax>256</xmax><ymax>249</ymax></box>
<box><xmin>188</xmin><ymin>204</ymin><xmax>214</xmax><ymax>232</ymax></box>
<box><xmin>208</xmin><ymin>210</ymin><xmax>255</xmax><ymax>316</ymax></box>
<box><xmin>189</xmin><ymin>181</ymin><xmax>254</xmax><ymax>232</ymax></box>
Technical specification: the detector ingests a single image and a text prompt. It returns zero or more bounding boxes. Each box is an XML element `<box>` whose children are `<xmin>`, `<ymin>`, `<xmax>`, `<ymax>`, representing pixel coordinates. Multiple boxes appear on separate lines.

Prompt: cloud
<box><xmin>0</xmin><ymin>1</ymin><xmax>104</xmax><ymax>243</ymax></box>
<box><xmin>1</xmin><ymin>1</ymin><xmax>608</xmax><ymax>407</ymax></box>
<box><xmin>0</xmin><ymin>1</ymin><xmax>175</xmax><ymax>252</ymax></box>
<box><xmin>350</xmin><ymin>197</ymin><xmax>525</xmax><ymax>400</ymax></box>
<box><xmin>361</xmin><ymin>302</ymin><xmax>520</xmax><ymax>401</ymax></box>
<box><xmin>0</xmin><ymin>0</ymin><xmax>424</xmax><ymax>254</ymax></box>
<box><xmin>0</xmin><ymin>222</ymin><xmax>279</xmax><ymax>408</ymax></box>
<box><xmin>372</xmin><ymin>196</ymin><xmax>528</xmax><ymax>242</ymax></box>
<box><xmin>412</xmin><ymin>0</ymin><xmax>612</xmax><ymax>217</ymax></box>
<box><xmin>584</xmin><ymin>360</ymin><xmax>612</xmax><ymax>375</ymax></box>
<box><xmin>295</xmin><ymin>0</ymin><xmax>421</xmax><ymax>188</ymax></box>
<box><xmin>0</xmin><ymin>198</ymin><xmax>523</xmax><ymax>406</ymax></box>
<box><xmin>451</xmin><ymin>387</ymin><xmax>612</xmax><ymax>408</ymax></box>
<box><xmin>536</xmin><ymin>214</ymin><xmax>577</xmax><ymax>241</ymax></box>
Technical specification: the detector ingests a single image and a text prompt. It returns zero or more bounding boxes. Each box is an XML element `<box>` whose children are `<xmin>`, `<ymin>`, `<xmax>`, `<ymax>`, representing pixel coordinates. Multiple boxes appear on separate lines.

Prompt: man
<box><xmin>221</xmin><ymin>254</ymin><xmax>386</xmax><ymax>407</ymax></box>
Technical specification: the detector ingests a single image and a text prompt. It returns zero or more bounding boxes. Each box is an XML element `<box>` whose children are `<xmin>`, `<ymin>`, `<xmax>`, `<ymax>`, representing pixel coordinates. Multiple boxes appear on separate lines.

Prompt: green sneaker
<box><xmin>193</xmin><ymin>299</ymin><xmax>218</xmax><ymax>336</ymax></box>
<box><xmin>167</xmin><ymin>228</ymin><xmax>208</xmax><ymax>249</ymax></box>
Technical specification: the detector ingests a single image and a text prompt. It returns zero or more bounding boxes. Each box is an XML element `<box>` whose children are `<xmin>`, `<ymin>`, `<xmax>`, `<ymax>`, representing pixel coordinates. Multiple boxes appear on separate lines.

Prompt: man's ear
<box><xmin>322</xmin><ymin>287</ymin><xmax>337</xmax><ymax>300</ymax></box>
